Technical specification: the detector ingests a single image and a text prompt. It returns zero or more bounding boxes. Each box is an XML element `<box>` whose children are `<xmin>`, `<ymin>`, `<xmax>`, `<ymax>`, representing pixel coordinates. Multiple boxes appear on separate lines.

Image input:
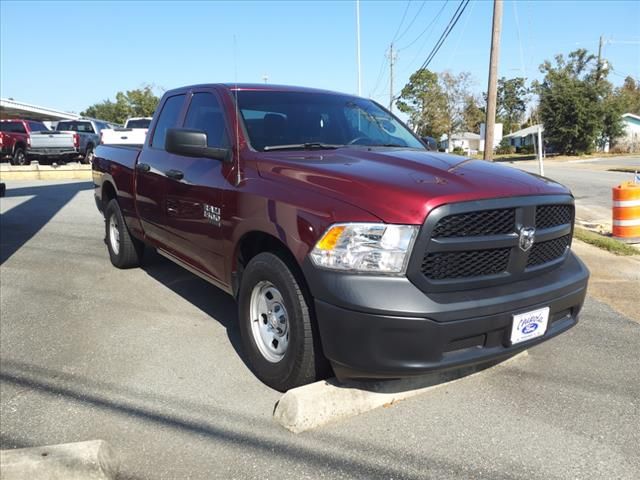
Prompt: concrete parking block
<box><xmin>0</xmin><ymin>440</ymin><xmax>117</xmax><ymax>480</ymax></box>
<box><xmin>0</xmin><ymin>163</ymin><xmax>92</xmax><ymax>181</ymax></box>
<box><xmin>274</xmin><ymin>351</ymin><xmax>528</xmax><ymax>433</ymax></box>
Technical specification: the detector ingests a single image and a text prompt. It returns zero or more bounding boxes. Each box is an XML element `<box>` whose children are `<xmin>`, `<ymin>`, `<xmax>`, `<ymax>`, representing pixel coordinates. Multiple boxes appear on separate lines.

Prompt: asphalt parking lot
<box><xmin>509</xmin><ymin>155</ymin><xmax>640</xmax><ymax>227</ymax></box>
<box><xmin>1</xmin><ymin>179</ymin><xmax>639</xmax><ymax>479</ymax></box>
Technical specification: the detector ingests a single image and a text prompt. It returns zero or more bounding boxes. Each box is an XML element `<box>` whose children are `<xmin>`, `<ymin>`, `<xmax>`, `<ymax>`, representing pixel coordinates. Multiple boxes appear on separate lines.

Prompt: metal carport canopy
<box><xmin>0</xmin><ymin>97</ymin><xmax>81</xmax><ymax>121</ymax></box>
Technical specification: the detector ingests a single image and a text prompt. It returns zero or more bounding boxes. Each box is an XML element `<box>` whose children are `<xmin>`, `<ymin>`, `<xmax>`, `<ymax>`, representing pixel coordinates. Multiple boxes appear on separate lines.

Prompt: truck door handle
<box><xmin>165</xmin><ymin>169</ymin><xmax>184</xmax><ymax>181</ymax></box>
<box><xmin>136</xmin><ymin>163</ymin><xmax>150</xmax><ymax>172</ymax></box>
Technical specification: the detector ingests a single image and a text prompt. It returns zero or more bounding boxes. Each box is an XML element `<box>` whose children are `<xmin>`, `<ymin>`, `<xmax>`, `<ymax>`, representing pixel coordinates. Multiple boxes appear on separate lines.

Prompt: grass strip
<box><xmin>574</xmin><ymin>227</ymin><xmax>638</xmax><ymax>256</ymax></box>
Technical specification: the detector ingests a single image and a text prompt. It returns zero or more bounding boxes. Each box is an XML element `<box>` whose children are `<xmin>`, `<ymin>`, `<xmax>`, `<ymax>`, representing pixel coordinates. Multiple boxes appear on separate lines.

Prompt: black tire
<box><xmin>11</xmin><ymin>147</ymin><xmax>29</xmax><ymax>166</ymax></box>
<box><xmin>104</xmin><ymin>199</ymin><xmax>143</xmax><ymax>269</ymax></box>
<box><xmin>238</xmin><ymin>252</ymin><xmax>326</xmax><ymax>391</ymax></box>
<box><xmin>82</xmin><ymin>144</ymin><xmax>94</xmax><ymax>164</ymax></box>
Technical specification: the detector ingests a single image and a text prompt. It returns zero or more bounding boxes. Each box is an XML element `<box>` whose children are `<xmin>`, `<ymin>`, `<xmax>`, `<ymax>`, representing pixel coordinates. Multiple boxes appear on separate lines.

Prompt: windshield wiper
<box><xmin>263</xmin><ymin>143</ymin><xmax>344</xmax><ymax>151</ymax></box>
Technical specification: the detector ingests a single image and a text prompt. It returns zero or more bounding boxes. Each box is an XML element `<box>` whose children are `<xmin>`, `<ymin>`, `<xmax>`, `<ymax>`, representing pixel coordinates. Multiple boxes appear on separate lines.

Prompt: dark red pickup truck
<box><xmin>93</xmin><ymin>84</ymin><xmax>589</xmax><ymax>391</ymax></box>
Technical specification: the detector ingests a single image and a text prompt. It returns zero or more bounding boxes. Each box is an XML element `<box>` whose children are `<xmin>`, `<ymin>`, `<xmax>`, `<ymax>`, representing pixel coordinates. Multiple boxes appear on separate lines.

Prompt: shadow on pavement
<box><xmin>139</xmin><ymin>249</ymin><xmax>246</xmax><ymax>369</ymax></box>
<box><xmin>0</xmin><ymin>182</ymin><xmax>93</xmax><ymax>265</ymax></box>
<box><xmin>0</xmin><ymin>359</ymin><xmax>488</xmax><ymax>480</ymax></box>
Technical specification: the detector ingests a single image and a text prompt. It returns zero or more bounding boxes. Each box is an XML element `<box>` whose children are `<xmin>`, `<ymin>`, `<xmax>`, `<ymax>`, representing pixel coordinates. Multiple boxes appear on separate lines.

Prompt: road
<box><xmin>1</xmin><ymin>180</ymin><xmax>639</xmax><ymax>479</ymax></box>
<box><xmin>506</xmin><ymin>156</ymin><xmax>640</xmax><ymax>227</ymax></box>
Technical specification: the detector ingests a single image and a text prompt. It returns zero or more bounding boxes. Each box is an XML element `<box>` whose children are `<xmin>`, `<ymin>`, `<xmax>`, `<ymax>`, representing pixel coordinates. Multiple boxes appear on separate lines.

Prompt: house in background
<box><xmin>440</xmin><ymin>132</ymin><xmax>481</xmax><ymax>155</ymax></box>
<box><xmin>503</xmin><ymin>124</ymin><xmax>543</xmax><ymax>149</ymax></box>
<box><xmin>615</xmin><ymin>113</ymin><xmax>640</xmax><ymax>152</ymax></box>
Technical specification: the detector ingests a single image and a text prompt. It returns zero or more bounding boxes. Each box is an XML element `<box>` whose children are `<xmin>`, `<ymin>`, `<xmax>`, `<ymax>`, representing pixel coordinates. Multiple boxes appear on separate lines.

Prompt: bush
<box><xmin>452</xmin><ymin>146</ymin><xmax>465</xmax><ymax>155</ymax></box>
<box><xmin>516</xmin><ymin>144</ymin><xmax>534</xmax><ymax>154</ymax></box>
<box><xmin>496</xmin><ymin>139</ymin><xmax>516</xmax><ymax>155</ymax></box>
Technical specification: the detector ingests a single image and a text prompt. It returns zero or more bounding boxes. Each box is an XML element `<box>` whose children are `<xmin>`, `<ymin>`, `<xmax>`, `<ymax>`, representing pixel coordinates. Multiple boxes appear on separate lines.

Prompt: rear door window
<box><xmin>150</xmin><ymin>94</ymin><xmax>186</xmax><ymax>149</ymax></box>
<box><xmin>183</xmin><ymin>93</ymin><xmax>229</xmax><ymax>148</ymax></box>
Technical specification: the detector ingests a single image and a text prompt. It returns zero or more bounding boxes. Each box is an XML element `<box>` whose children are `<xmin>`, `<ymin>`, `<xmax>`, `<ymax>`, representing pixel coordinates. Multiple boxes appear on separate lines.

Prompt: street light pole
<box><xmin>483</xmin><ymin>0</ymin><xmax>503</xmax><ymax>161</ymax></box>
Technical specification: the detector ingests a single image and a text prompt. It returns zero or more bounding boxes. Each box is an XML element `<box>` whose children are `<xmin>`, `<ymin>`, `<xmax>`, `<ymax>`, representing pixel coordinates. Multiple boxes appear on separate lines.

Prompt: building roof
<box><xmin>503</xmin><ymin>124</ymin><xmax>544</xmax><ymax>138</ymax></box>
<box><xmin>0</xmin><ymin>98</ymin><xmax>80</xmax><ymax>121</ymax></box>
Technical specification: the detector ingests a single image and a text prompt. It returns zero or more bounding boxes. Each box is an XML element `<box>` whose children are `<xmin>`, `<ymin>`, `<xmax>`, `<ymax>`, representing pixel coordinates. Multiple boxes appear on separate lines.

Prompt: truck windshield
<box><xmin>125</xmin><ymin>119</ymin><xmax>151</xmax><ymax>129</ymax></box>
<box><xmin>236</xmin><ymin>91</ymin><xmax>425</xmax><ymax>152</ymax></box>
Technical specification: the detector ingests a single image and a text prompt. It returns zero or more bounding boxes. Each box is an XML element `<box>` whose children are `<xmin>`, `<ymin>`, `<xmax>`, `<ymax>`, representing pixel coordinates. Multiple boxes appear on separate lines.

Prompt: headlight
<box><xmin>310</xmin><ymin>223</ymin><xmax>418</xmax><ymax>274</ymax></box>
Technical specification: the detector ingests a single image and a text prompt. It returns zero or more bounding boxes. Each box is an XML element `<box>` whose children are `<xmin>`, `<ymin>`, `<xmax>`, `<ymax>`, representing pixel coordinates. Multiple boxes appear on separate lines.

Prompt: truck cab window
<box><xmin>183</xmin><ymin>93</ymin><xmax>229</xmax><ymax>148</ymax></box>
<box><xmin>150</xmin><ymin>94</ymin><xmax>185</xmax><ymax>149</ymax></box>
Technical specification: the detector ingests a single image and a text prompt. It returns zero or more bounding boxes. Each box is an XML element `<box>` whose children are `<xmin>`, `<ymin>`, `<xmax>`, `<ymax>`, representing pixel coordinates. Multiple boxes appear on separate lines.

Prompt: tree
<box><xmin>440</xmin><ymin>71</ymin><xmax>472</xmax><ymax>149</ymax></box>
<box><xmin>396</xmin><ymin>69</ymin><xmax>448</xmax><ymax>139</ymax></box>
<box><xmin>81</xmin><ymin>85</ymin><xmax>160</xmax><ymax>124</ymax></box>
<box><xmin>497</xmin><ymin>77</ymin><xmax>528</xmax><ymax>133</ymax></box>
<box><xmin>397</xmin><ymin>69</ymin><xmax>472</xmax><ymax>149</ymax></box>
<box><xmin>461</xmin><ymin>94</ymin><xmax>485</xmax><ymax>133</ymax></box>
<box><xmin>617</xmin><ymin>76</ymin><xmax>640</xmax><ymax>115</ymax></box>
<box><xmin>535</xmin><ymin>49</ymin><xmax>623</xmax><ymax>155</ymax></box>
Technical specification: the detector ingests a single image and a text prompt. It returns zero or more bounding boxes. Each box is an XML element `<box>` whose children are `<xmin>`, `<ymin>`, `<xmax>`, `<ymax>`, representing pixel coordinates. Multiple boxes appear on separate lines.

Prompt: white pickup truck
<box><xmin>99</xmin><ymin>117</ymin><xmax>152</xmax><ymax>146</ymax></box>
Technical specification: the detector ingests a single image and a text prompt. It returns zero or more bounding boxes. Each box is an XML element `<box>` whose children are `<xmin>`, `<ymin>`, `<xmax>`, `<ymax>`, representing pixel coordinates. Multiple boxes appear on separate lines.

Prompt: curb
<box><xmin>0</xmin><ymin>163</ymin><xmax>92</xmax><ymax>181</ymax></box>
<box><xmin>274</xmin><ymin>351</ymin><xmax>529</xmax><ymax>433</ymax></box>
<box><xmin>0</xmin><ymin>440</ymin><xmax>118</xmax><ymax>480</ymax></box>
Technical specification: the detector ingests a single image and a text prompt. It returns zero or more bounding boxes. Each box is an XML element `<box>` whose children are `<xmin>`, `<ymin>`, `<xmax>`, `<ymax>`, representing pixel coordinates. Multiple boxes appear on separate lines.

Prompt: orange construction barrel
<box><xmin>612</xmin><ymin>181</ymin><xmax>640</xmax><ymax>239</ymax></box>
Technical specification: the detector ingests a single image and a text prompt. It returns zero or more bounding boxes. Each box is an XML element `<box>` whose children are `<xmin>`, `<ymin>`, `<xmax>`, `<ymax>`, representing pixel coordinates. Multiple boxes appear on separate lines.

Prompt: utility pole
<box><xmin>356</xmin><ymin>0</ymin><xmax>362</xmax><ymax>96</ymax></box>
<box><xmin>388</xmin><ymin>43</ymin><xmax>396</xmax><ymax>111</ymax></box>
<box><xmin>596</xmin><ymin>35</ymin><xmax>605</xmax><ymax>84</ymax></box>
<box><xmin>483</xmin><ymin>0</ymin><xmax>503</xmax><ymax>161</ymax></box>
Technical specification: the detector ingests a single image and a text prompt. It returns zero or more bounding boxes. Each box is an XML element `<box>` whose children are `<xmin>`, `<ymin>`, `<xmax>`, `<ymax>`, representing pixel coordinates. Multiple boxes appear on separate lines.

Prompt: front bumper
<box><xmin>303</xmin><ymin>252</ymin><xmax>589</xmax><ymax>380</ymax></box>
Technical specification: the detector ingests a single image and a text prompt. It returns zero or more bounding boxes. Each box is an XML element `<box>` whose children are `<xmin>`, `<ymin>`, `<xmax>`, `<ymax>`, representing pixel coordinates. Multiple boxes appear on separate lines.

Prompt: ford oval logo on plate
<box><xmin>511</xmin><ymin>307</ymin><xmax>550</xmax><ymax>345</ymax></box>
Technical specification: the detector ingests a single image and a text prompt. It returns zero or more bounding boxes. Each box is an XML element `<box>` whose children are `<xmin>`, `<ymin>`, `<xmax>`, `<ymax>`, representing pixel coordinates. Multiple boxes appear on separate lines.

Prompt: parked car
<box><xmin>56</xmin><ymin>119</ymin><xmax>113</xmax><ymax>164</ymax></box>
<box><xmin>421</xmin><ymin>136</ymin><xmax>438</xmax><ymax>151</ymax></box>
<box><xmin>100</xmin><ymin>117</ymin><xmax>152</xmax><ymax>146</ymax></box>
<box><xmin>93</xmin><ymin>84</ymin><xmax>589</xmax><ymax>391</ymax></box>
<box><xmin>1</xmin><ymin>119</ymin><xmax>78</xmax><ymax>165</ymax></box>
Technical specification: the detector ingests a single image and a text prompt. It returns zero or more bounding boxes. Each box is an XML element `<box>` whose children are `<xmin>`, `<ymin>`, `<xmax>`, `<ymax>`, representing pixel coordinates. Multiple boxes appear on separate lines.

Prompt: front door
<box><xmin>135</xmin><ymin>93</ymin><xmax>186</xmax><ymax>247</ymax></box>
<box><xmin>161</xmin><ymin>90</ymin><xmax>233</xmax><ymax>282</ymax></box>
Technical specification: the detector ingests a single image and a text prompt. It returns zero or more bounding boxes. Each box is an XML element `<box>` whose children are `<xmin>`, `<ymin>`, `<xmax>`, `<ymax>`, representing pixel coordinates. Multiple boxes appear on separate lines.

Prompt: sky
<box><xmin>1</xmin><ymin>0</ymin><xmax>639</xmax><ymax>115</ymax></box>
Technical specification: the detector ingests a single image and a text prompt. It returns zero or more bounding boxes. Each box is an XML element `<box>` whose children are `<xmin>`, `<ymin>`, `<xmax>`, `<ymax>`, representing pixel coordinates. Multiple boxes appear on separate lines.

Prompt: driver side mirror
<box><xmin>165</xmin><ymin>128</ymin><xmax>230</xmax><ymax>163</ymax></box>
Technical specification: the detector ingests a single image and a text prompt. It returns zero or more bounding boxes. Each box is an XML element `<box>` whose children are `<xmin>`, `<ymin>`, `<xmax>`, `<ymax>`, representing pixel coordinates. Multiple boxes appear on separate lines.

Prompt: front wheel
<box><xmin>238</xmin><ymin>252</ymin><xmax>326</xmax><ymax>391</ymax></box>
<box><xmin>104</xmin><ymin>199</ymin><xmax>144</xmax><ymax>268</ymax></box>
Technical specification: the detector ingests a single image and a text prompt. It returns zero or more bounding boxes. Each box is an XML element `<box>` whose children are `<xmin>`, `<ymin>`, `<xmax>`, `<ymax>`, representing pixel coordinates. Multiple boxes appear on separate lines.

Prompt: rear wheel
<box><xmin>238</xmin><ymin>252</ymin><xmax>326</xmax><ymax>391</ymax></box>
<box><xmin>10</xmin><ymin>147</ymin><xmax>28</xmax><ymax>166</ymax></box>
<box><xmin>104</xmin><ymin>199</ymin><xmax>143</xmax><ymax>268</ymax></box>
<box><xmin>83</xmin><ymin>145</ymin><xmax>95</xmax><ymax>164</ymax></box>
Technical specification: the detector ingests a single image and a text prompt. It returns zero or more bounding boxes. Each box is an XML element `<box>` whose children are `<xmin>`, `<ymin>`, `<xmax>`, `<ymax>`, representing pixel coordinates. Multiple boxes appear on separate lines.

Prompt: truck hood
<box><xmin>256</xmin><ymin>148</ymin><xmax>571</xmax><ymax>224</ymax></box>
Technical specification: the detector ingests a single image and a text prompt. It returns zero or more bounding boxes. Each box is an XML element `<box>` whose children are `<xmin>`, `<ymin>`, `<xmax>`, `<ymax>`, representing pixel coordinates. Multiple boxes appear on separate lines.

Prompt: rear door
<box><xmin>161</xmin><ymin>89</ymin><xmax>232</xmax><ymax>281</ymax></box>
<box><xmin>135</xmin><ymin>93</ymin><xmax>187</xmax><ymax>246</ymax></box>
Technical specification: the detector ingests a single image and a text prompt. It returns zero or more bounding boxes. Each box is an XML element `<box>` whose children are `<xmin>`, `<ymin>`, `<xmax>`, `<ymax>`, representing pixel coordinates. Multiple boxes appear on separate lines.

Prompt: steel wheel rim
<box><xmin>249</xmin><ymin>281</ymin><xmax>289</xmax><ymax>363</ymax></box>
<box><xmin>17</xmin><ymin>152</ymin><xmax>25</xmax><ymax>165</ymax></box>
<box><xmin>109</xmin><ymin>215</ymin><xmax>120</xmax><ymax>255</ymax></box>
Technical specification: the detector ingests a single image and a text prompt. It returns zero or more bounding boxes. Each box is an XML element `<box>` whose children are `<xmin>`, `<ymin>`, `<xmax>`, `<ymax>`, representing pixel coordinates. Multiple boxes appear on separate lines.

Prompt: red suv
<box><xmin>0</xmin><ymin>119</ymin><xmax>50</xmax><ymax>165</ymax></box>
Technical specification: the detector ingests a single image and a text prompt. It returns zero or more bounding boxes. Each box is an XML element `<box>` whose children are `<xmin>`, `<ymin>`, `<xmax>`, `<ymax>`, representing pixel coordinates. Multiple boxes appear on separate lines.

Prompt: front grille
<box><xmin>527</xmin><ymin>234</ymin><xmax>571</xmax><ymax>267</ymax></box>
<box><xmin>432</xmin><ymin>209</ymin><xmax>515</xmax><ymax>237</ymax></box>
<box><xmin>422</xmin><ymin>248</ymin><xmax>510</xmax><ymax>280</ymax></box>
<box><xmin>410</xmin><ymin>196</ymin><xmax>575</xmax><ymax>292</ymax></box>
<box><xmin>535</xmin><ymin>205</ymin><xmax>574</xmax><ymax>229</ymax></box>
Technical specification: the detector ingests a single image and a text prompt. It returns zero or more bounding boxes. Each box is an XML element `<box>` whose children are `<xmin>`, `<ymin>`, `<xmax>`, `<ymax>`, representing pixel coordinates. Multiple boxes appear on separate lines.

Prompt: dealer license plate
<box><xmin>510</xmin><ymin>307</ymin><xmax>550</xmax><ymax>345</ymax></box>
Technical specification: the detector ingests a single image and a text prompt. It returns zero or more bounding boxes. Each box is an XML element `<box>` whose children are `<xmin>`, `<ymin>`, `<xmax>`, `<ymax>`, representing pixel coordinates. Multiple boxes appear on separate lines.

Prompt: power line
<box><xmin>369</xmin><ymin>54</ymin><xmax>389</xmax><ymax>97</ymax></box>
<box><xmin>399</xmin><ymin>1</ymin><xmax>450</xmax><ymax>75</ymax></box>
<box><xmin>418</xmin><ymin>0</ymin><xmax>471</xmax><ymax>71</ymax></box>
<box><xmin>391</xmin><ymin>1</ymin><xmax>412</xmax><ymax>43</ymax></box>
<box><xmin>395</xmin><ymin>1</ymin><xmax>428</xmax><ymax>44</ymax></box>
<box><xmin>398</xmin><ymin>0</ymin><xmax>449</xmax><ymax>52</ymax></box>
